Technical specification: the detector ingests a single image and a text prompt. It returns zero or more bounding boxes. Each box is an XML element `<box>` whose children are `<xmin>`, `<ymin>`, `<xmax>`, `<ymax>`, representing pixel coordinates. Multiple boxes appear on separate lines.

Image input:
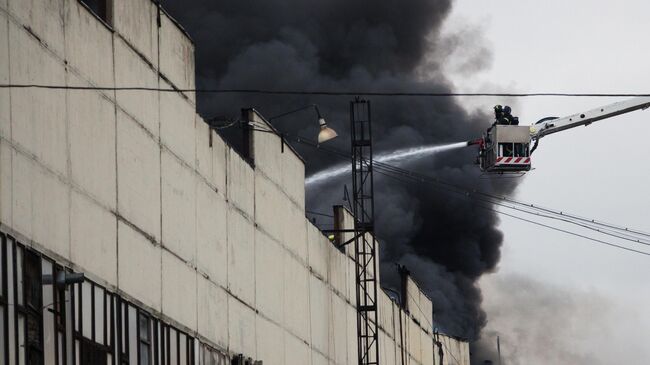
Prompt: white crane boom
<box><xmin>531</xmin><ymin>97</ymin><xmax>650</xmax><ymax>140</ymax></box>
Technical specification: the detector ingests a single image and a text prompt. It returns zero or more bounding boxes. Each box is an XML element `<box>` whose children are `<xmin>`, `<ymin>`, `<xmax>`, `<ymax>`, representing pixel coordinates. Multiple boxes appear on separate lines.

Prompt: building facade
<box><xmin>0</xmin><ymin>0</ymin><xmax>469</xmax><ymax>364</ymax></box>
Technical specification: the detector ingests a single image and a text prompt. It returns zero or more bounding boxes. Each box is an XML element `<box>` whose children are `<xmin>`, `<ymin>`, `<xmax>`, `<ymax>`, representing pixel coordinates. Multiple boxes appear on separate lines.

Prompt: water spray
<box><xmin>306</xmin><ymin>140</ymin><xmax>476</xmax><ymax>186</ymax></box>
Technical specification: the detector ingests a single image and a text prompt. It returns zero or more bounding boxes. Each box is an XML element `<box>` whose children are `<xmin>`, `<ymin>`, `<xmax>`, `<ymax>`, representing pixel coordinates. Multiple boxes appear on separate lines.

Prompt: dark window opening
<box><xmin>22</xmin><ymin>249</ymin><xmax>43</xmax><ymax>365</ymax></box>
<box><xmin>498</xmin><ymin>143</ymin><xmax>513</xmax><ymax>157</ymax></box>
<box><xmin>79</xmin><ymin>0</ymin><xmax>111</xmax><ymax>24</ymax></box>
<box><xmin>80</xmin><ymin>338</ymin><xmax>108</xmax><ymax>365</ymax></box>
<box><xmin>138</xmin><ymin>312</ymin><xmax>151</xmax><ymax>365</ymax></box>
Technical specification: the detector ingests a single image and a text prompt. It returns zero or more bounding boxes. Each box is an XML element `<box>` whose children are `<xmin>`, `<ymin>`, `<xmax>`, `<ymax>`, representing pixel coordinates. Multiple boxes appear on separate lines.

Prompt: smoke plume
<box><xmin>163</xmin><ymin>0</ymin><xmax>517</xmax><ymax>341</ymax></box>
<box><xmin>472</xmin><ymin>274</ymin><xmax>650</xmax><ymax>364</ymax></box>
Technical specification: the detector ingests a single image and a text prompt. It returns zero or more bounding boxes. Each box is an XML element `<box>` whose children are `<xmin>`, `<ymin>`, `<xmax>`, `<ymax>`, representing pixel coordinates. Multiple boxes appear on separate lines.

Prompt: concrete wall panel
<box><xmin>0</xmin><ymin>10</ymin><xmax>9</xmax><ymax>138</ymax></box>
<box><xmin>116</xmin><ymin>110</ymin><xmax>161</xmax><ymax>241</ymax></box>
<box><xmin>160</xmin><ymin>89</ymin><xmax>195</xmax><ymax>166</ymax></box>
<box><xmin>420</xmin><ymin>329</ymin><xmax>433</xmax><ymax>365</ymax></box>
<box><xmin>112</xmin><ymin>0</ymin><xmax>158</xmax><ymax>64</ymax></box>
<box><xmin>162</xmin><ymin>250</ymin><xmax>197</xmax><ymax>331</ymax></box>
<box><xmin>327</xmin><ymin>243</ymin><xmax>347</xmax><ymax>298</ymax></box>
<box><xmin>285</xmin><ymin>333</ymin><xmax>311</xmax><ymax>365</ymax></box>
<box><xmin>0</xmin><ymin>141</ymin><xmax>11</xmax><ymax>226</ymax></box>
<box><xmin>65</xmin><ymin>1</ymin><xmax>114</xmax><ymax>88</ymax></box>
<box><xmin>283</xmin><ymin>253</ymin><xmax>310</xmax><ymax>341</ymax></box>
<box><xmin>70</xmin><ymin>190</ymin><xmax>117</xmax><ymax>285</ymax></box>
<box><xmin>117</xmin><ymin>221</ymin><xmax>161</xmax><ymax>311</ymax></box>
<box><xmin>159</xmin><ymin>13</ymin><xmax>194</xmax><ymax>100</ymax></box>
<box><xmin>161</xmin><ymin>151</ymin><xmax>196</xmax><ymax>263</ymax></box>
<box><xmin>419</xmin><ymin>294</ymin><xmax>433</xmax><ymax>333</ymax></box>
<box><xmin>195</xmin><ymin>118</ymin><xmax>212</xmax><ymax>182</ymax></box>
<box><xmin>114</xmin><ymin>37</ymin><xmax>159</xmax><ymax>136</ymax></box>
<box><xmin>330</xmin><ymin>295</ymin><xmax>347</xmax><ymax>365</ymax></box>
<box><xmin>254</xmin><ymin>230</ymin><xmax>284</xmax><ymax>324</ymax></box>
<box><xmin>346</xmin><ymin>304</ymin><xmax>357</xmax><ymax>365</ymax></box>
<box><xmin>250</xmin><ymin>118</ymin><xmax>281</xmax><ymax>186</ymax></box>
<box><xmin>11</xmin><ymin>149</ymin><xmax>32</xmax><ymax>238</ymax></box>
<box><xmin>256</xmin><ymin>315</ymin><xmax>284</xmax><ymax>365</ymax></box>
<box><xmin>227</xmin><ymin>207</ymin><xmax>255</xmax><ymax>305</ymax></box>
<box><xmin>406</xmin><ymin>278</ymin><xmax>421</xmax><ymax>325</ymax></box>
<box><xmin>197</xmin><ymin>275</ymin><xmax>228</xmax><ymax>348</ymax></box>
<box><xmin>31</xmin><ymin>158</ymin><xmax>69</xmax><ymax>258</ymax></box>
<box><xmin>379</xmin><ymin>332</ymin><xmax>396</xmax><ymax>365</ymax></box>
<box><xmin>378</xmin><ymin>292</ymin><xmax>394</xmax><ymax>339</ymax></box>
<box><xmin>407</xmin><ymin>319</ymin><xmax>421</xmax><ymax>363</ymax></box>
<box><xmin>307</xmin><ymin>222</ymin><xmax>328</xmax><ymax>280</ymax></box>
<box><xmin>9</xmin><ymin>22</ymin><xmax>67</xmax><ymax>176</ymax></box>
<box><xmin>8</xmin><ymin>0</ymin><xmax>65</xmax><ymax>56</ymax></box>
<box><xmin>226</xmin><ymin>148</ymin><xmax>254</xmax><ymax>217</ymax></box>
<box><xmin>345</xmin><ymin>256</ymin><xmax>356</xmax><ymax>305</ymax></box>
<box><xmin>309</xmin><ymin>275</ymin><xmax>329</xmax><ymax>355</ymax></box>
<box><xmin>283</xmin><ymin>200</ymin><xmax>307</xmax><ymax>262</ymax></box>
<box><xmin>211</xmin><ymin>130</ymin><xmax>226</xmax><ymax>193</ymax></box>
<box><xmin>311</xmin><ymin>351</ymin><xmax>328</xmax><ymax>365</ymax></box>
<box><xmin>254</xmin><ymin>173</ymin><xmax>283</xmax><ymax>243</ymax></box>
<box><xmin>280</xmin><ymin>148</ymin><xmax>305</xmax><ymax>209</ymax></box>
<box><xmin>228</xmin><ymin>296</ymin><xmax>256</xmax><ymax>358</ymax></box>
<box><xmin>68</xmin><ymin>79</ymin><xmax>116</xmax><ymax>209</ymax></box>
<box><xmin>196</xmin><ymin>180</ymin><xmax>227</xmax><ymax>287</ymax></box>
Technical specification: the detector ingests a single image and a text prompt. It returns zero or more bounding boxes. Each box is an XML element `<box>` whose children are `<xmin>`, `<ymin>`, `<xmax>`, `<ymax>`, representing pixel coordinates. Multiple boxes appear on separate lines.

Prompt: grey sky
<box><xmin>442</xmin><ymin>0</ymin><xmax>650</xmax><ymax>363</ymax></box>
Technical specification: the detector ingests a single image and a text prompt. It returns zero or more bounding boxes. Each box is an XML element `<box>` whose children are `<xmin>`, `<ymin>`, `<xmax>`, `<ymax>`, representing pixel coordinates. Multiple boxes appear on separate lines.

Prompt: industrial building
<box><xmin>0</xmin><ymin>0</ymin><xmax>469</xmax><ymax>364</ymax></box>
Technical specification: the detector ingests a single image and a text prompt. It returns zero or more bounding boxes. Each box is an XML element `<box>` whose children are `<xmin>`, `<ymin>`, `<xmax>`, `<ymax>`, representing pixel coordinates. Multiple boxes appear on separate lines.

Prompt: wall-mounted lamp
<box><xmin>269</xmin><ymin>104</ymin><xmax>338</xmax><ymax>144</ymax></box>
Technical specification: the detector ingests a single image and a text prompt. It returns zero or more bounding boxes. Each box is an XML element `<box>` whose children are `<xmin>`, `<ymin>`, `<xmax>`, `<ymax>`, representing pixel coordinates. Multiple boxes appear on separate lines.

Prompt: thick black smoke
<box><xmin>164</xmin><ymin>0</ymin><xmax>518</xmax><ymax>342</ymax></box>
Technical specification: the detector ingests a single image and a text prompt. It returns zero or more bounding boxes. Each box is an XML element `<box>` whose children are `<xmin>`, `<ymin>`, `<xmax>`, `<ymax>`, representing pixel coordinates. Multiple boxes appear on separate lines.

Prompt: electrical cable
<box><xmin>238</xmin><ymin>117</ymin><xmax>650</xmax><ymax>256</ymax></box>
<box><xmin>2</xmin><ymin>83</ymin><xmax>650</xmax><ymax>98</ymax></box>
<box><xmin>296</xmin><ymin>136</ymin><xmax>650</xmax><ymax>242</ymax></box>
<box><xmin>294</xmin><ymin>138</ymin><xmax>650</xmax><ymax>256</ymax></box>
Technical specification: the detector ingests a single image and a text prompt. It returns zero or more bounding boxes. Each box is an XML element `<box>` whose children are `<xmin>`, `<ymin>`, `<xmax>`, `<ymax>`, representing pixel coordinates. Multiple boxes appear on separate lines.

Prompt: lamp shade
<box><xmin>318</xmin><ymin>117</ymin><xmax>338</xmax><ymax>143</ymax></box>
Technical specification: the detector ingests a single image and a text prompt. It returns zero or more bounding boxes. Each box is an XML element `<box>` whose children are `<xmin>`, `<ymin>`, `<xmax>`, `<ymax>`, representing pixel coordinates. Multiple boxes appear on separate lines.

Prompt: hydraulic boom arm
<box><xmin>531</xmin><ymin>97</ymin><xmax>650</xmax><ymax>140</ymax></box>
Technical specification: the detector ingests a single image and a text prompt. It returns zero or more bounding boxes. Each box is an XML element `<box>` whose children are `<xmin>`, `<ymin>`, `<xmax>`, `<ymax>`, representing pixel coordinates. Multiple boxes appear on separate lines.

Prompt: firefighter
<box><xmin>494</xmin><ymin>105</ymin><xmax>504</xmax><ymax>123</ymax></box>
<box><xmin>501</xmin><ymin>105</ymin><xmax>513</xmax><ymax>125</ymax></box>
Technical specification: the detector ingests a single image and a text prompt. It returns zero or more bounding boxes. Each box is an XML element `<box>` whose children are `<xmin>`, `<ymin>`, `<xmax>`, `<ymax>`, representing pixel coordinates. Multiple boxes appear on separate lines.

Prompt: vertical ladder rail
<box><xmin>350</xmin><ymin>99</ymin><xmax>379</xmax><ymax>365</ymax></box>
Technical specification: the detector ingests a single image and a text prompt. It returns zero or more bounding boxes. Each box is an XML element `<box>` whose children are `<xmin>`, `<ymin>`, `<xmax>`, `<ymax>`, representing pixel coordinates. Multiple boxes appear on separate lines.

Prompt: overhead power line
<box><xmin>275</xmin><ymin>131</ymin><xmax>650</xmax><ymax>257</ymax></box>
<box><xmin>1</xmin><ymin>84</ymin><xmax>650</xmax><ymax>98</ymax></box>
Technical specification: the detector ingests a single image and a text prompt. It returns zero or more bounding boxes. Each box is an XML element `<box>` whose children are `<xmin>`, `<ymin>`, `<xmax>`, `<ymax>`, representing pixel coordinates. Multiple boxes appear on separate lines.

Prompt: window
<box><xmin>200</xmin><ymin>344</ymin><xmax>228</xmax><ymax>365</ymax></box>
<box><xmin>80</xmin><ymin>337</ymin><xmax>108</xmax><ymax>364</ymax></box>
<box><xmin>79</xmin><ymin>0</ymin><xmax>111</xmax><ymax>24</ymax></box>
<box><xmin>514</xmin><ymin>143</ymin><xmax>529</xmax><ymax>157</ymax></box>
<box><xmin>139</xmin><ymin>312</ymin><xmax>152</xmax><ymax>365</ymax></box>
<box><xmin>22</xmin><ymin>249</ymin><xmax>44</xmax><ymax>365</ymax></box>
<box><xmin>72</xmin><ymin>280</ymin><xmax>112</xmax><ymax>365</ymax></box>
<box><xmin>498</xmin><ymin>143</ymin><xmax>514</xmax><ymax>157</ymax></box>
<box><xmin>1</xmin><ymin>235</ymin><xmax>7</xmax><ymax>365</ymax></box>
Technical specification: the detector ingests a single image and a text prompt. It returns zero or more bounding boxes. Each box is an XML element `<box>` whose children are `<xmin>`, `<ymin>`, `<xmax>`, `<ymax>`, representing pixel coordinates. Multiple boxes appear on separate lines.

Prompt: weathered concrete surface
<box><xmin>67</xmin><ymin>75</ymin><xmax>116</xmax><ymax>209</ymax></box>
<box><xmin>8</xmin><ymin>0</ymin><xmax>65</xmax><ymax>57</ymax></box>
<box><xmin>197</xmin><ymin>275</ymin><xmax>229</xmax><ymax>348</ymax></box>
<box><xmin>196</xmin><ymin>179</ymin><xmax>228</xmax><ymax>287</ymax></box>
<box><xmin>2</xmin><ymin>1</ymin><xmax>471</xmax><ymax>364</ymax></box>
<box><xmin>65</xmin><ymin>1</ymin><xmax>114</xmax><ymax>88</ymax></box>
<box><xmin>114</xmin><ymin>37</ymin><xmax>159</xmax><ymax>136</ymax></box>
<box><xmin>162</xmin><ymin>249</ymin><xmax>197</xmax><ymax>331</ymax></box>
<box><xmin>117</xmin><ymin>221</ymin><xmax>161</xmax><ymax>311</ymax></box>
<box><xmin>227</xmin><ymin>207</ymin><xmax>255</xmax><ymax>305</ymax></box>
<box><xmin>161</xmin><ymin>150</ymin><xmax>196</xmax><ymax>263</ymax></box>
<box><xmin>70</xmin><ymin>190</ymin><xmax>117</xmax><ymax>285</ymax></box>
<box><xmin>112</xmin><ymin>0</ymin><xmax>158</xmax><ymax>65</ymax></box>
<box><xmin>159</xmin><ymin>12</ymin><xmax>194</xmax><ymax>102</ymax></box>
<box><xmin>9</xmin><ymin>20</ymin><xmax>67</xmax><ymax>176</ymax></box>
<box><xmin>256</xmin><ymin>315</ymin><xmax>285</xmax><ymax>365</ymax></box>
<box><xmin>255</xmin><ymin>230</ymin><xmax>284</xmax><ymax>324</ymax></box>
<box><xmin>116</xmin><ymin>110</ymin><xmax>161</xmax><ymax>241</ymax></box>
